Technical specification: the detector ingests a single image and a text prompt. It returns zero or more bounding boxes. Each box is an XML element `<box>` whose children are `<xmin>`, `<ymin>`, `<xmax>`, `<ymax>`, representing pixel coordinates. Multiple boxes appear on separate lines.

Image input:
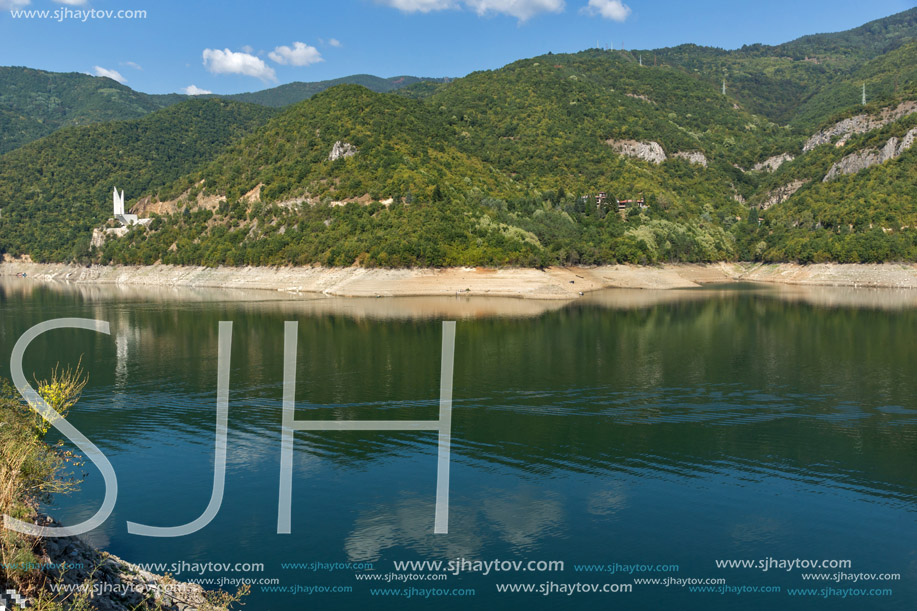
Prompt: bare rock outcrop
<box><xmin>131</xmin><ymin>187</ymin><xmax>225</xmax><ymax>218</ymax></box>
<box><xmin>823</xmin><ymin>126</ymin><xmax>917</xmax><ymax>181</ymax></box>
<box><xmin>759</xmin><ymin>179</ymin><xmax>809</xmax><ymax>210</ymax></box>
<box><xmin>803</xmin><ymin>101</ymin><xmax>917</xmax><ymax>152</ymax></box>
<box><xmin>242</xmin><ymin>183</ymin><xmax>264</xmax><ymax>203</ymax></box>
<box><xmin>673</xmin><ymin>151</ymin><xmax>708</xmax><ymax>167</ymax></box>
<box><xmin>900</xmin><ymin>126</ymin><xmax>917</xmax><ymax>154</ymax></box>
<box><xmin>606</xmin><ymin>139</ymin><xmax>667</xmax><ymax>164</ymax></box>
<box><xmin>91</xmin><ymin>227</ymin><xmax>129</xmax><ymax>249</ymax></box>
<box><xmin>752</xmin><ymin>153</ymin><xmax>794</xmax><ymax>172</ymax></box>
<box><xmin>91</xmin><ymin>228</ymin><xmax>107</xmax><ymax>249</ymax></box>
<box><xmin>824</xmin><ymin>150</ymin><xmax>881</xmax><ymax>181</ymax></box>
<box><xmin>625</xmin><ymin>93</ymin><xmax>654</xmax><ymax>104</ymax></box>
<box><xmin>329</xmin><ymin>141</ymin><xmax>357</xmax><ymax>161</ymax></box>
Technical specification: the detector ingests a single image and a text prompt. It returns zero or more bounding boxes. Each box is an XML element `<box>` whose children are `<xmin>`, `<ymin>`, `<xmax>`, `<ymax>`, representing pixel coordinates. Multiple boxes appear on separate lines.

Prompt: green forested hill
<box><xmin>0</xmin><ymin>67</ymin><xmax>184</xmax><ymax>154</ymax></box>
<box><xmin>188</xmin><ymin>84</ymin><xmax>518</xmax><ymax>205</ymax></box>
<box><xmin>779</xmin><ymin>8</ymin><xmax>917</xmax><ymax>61</ymax></box>
<box><xmin>737</xmin><ymin>112</ymin><xmax>917</xmax><ymax>262</ymax></box>
<box><xmin>186</xmin><ymin>52</ymin><xmax>783</xmax><ymax>207</ymax></box>
<box><xmin>427</xmin><ymin>50</ymin><xmax>794</xmax><ymax>187</ymax></box>
<box><xmin>224</xmin><ymin>75</ymin><xmax>447</xmax><ymax>107</ymax></box>
<box><xmin>3</xmin><ymin>6</ymin><xmax>913</xmax><ymax>154</ymax></box>
<box><xmin>0</xmin><ymin>67</ymin><xmax>444</xmax><ymax>154</ymax></box>
<box><xmin>96</xmin><ymin>62</ymin><xmax>762</xmax><ymax>268</ymax></box>
<box><xmin>792</xmin><ymin>41</ymin><xmax>917</xmax><ymax>127</ymax></box>
<box><xmin>1</xmin><ymin>9</ymin><xmax>916</xmax><ymax>268</ymax></box>
<box><xmin>647</xmin><ymin>7</ymin><xmax>917</xmax><ymax>126</ymax></box>
<box><xmin>0</xmin><ymin>99</ymin><xmax>276</xmax><ymax>261</ymax></box>
<box><xmin>644</xmin><ymin>44</ymin><xmax>835</xmax><ymax>125</ymax></box>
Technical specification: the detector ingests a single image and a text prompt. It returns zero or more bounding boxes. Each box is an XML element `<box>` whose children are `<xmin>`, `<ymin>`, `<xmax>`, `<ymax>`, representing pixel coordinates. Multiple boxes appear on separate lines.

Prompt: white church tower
<box><xmin>112</xmin><ymin>187</ymin><xmax>144</xmax><ymax>226</ymax></box>
<box><xmin>113</xmin><ymin>187</ymin><xmax>125</xmax><ymax>217</ymax></box>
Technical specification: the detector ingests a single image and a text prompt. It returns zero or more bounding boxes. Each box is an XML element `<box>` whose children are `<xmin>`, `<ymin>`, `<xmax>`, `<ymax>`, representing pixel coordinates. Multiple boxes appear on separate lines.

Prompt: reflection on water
<box><xmin>0</xmin><ymin>278</ymin><xmax>915</xmax><ymax>610</ymax></box>
<box><xmin>344</xmin><ymin>486</ymin><xmax>565</xmax><ymax>563</ymax></box>
<box><xmin>10</xmin><ymin>275</ymin><xmax>917</xmax><ymax>318</ymax></box>
<box><xmin>0</xmin><ymin>278</ymin><xmax>572</xmax><ymax>319</ymax></box>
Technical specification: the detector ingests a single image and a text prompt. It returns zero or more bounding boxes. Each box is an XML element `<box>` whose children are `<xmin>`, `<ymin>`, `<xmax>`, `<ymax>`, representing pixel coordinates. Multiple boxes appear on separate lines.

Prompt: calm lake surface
<box><xmin>1</xmin><ymin>279</ymin><xmax>915</xmax><ymax>610</ymax></box>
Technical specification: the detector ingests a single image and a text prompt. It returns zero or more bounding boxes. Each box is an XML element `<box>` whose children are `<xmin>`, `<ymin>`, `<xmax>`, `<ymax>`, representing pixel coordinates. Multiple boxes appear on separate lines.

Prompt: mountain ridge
<box><xmin>0</xmin><ymin>67</ymin><xmax>446</xmax><ymax>154</ymax></box>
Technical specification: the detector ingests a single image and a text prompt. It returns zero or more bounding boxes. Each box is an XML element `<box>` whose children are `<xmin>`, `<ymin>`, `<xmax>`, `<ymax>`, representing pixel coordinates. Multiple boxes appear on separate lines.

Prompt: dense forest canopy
<box><xmin>0</xmin><ymin>68</ymin><xmax>443</xmax><ymax>154</ymax></box>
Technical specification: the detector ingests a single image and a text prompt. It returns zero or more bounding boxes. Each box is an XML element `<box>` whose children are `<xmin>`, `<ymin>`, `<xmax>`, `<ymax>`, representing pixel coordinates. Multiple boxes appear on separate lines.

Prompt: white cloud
<box><xmin>376</xmin><ymin>0</ymin><xmax>458</xmax><ymax>13</ymax></box>
<box><xmin>378</xmin><ymin>0</ymin><xmax>563</xmax><ymax>21</ymax></box>
<box><xmin>183</xmin><ymin>85</ymin><xmax>213</xmax><ymax>95</ymax></box>
<box><xmin>582</xmin><ymin>0</ymin><xmax>631</xmax><ymax>22</ymax></box>
<box><xmin>202</xmin><ymin>48</ymin><xmax>276</xmax><ymax>81</ymax></box>
<box><xmin>53</xmin><ymin>0</ymin><xmax>87</xmax><ymax>5</ymax></box>
<box><xmin>122</xmin><ymin>61</ymin><xmax>142</xmax><ymax>71</ymax></box>
<box><xmin>92</xmin><ymin>66</ymin><xmax>127</xmax><ymax>84</ymax></box>
<box><xmin>241</xmin><ymin>45</ymin><xmax>254</xmax><ymax>53</ymax></box>
<box><xmin>329</xmin><ymin>38</ymin><xmax>342</xmax><ymax>47</ymax></box>
<box><xmin>465</xmin><ymin>0</ymin><xmax>564</xmax><ymax>21</ymax></box>
<box><xmin>268</xmin><ymin>41</ymin><xmax>323</xmax><ymax>66</ymax></box>
<box><xmin>0</xmin><ymin>0</ymin><xmax>30</xmax><ymax>10</ymax></box>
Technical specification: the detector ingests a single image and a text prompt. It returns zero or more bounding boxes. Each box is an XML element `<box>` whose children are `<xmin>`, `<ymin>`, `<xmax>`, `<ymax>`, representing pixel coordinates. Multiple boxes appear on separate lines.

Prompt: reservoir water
<box><xmin>1</xmin><ymin>279</ymin><xmax>914</xmax><ymax>610</ymax></box>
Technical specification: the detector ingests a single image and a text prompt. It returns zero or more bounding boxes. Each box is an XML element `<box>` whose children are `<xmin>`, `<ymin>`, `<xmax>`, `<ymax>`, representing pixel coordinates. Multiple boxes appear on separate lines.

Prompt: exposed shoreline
<box><xmin>3</xmin><ymin>261</ymin><xmax>917</xmax><ymax>299</ymax></box>
<box><xmin>35</xmin><ymin>514</ymin><xmax>215</xmax><ymax>610</ymax></box>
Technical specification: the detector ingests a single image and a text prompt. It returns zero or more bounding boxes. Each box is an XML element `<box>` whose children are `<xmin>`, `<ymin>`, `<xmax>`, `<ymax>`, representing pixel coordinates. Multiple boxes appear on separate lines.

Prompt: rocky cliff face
<box><xmin>803</xmin><ymin>101</ymin><xmax>917</xmax><ymax>152</ymax></box>
<box><xmin>752</xmin><ymin>153</ymin><xmax>794</xmax><ymax>172</ymax></box>
<box><xmin>605</xmin><ymin>139</ymin><xmax>667</xmax><ymax>164</ymax></box>
<box><xmin>605</xmin><ymin>141</ymin><xmax>704</xmax><ymax>167</ymax></box>
<box><xmin>823</xmin><ymin>126</ymin><xmax>917</xmax><ymax>181</ymax></box>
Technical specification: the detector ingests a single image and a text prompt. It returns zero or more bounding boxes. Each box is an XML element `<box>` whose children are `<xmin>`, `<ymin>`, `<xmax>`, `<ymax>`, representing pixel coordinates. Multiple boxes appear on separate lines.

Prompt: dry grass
<box><xmin>1</xmin><ymin>379</ymin><xmax>62</xmax><ymax>598</ymax></box>
<box><xmin>1</xmin><ymin>372</ymin><xmax>247</xmax><ymax>610</ymax></box>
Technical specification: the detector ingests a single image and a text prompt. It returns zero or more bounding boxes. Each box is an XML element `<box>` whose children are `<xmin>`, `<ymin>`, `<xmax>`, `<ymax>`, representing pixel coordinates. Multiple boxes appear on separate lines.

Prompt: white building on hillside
<box><xmin>113</xmin><ymin>187</ymin><xmax>150</xmax><ymax>227</ymax></box>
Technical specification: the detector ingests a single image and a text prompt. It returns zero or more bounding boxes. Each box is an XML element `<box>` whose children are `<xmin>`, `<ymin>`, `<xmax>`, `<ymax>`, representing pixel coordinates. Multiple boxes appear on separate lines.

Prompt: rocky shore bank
<box><xmin>3</xmin><ymin>261</ymin><xmax>917</xmax><ymax>299</ymax></box>
<box><xmin>11</xmin><ymin>516</ymin><xmax>224</xmax><ymax>611</ymax></box>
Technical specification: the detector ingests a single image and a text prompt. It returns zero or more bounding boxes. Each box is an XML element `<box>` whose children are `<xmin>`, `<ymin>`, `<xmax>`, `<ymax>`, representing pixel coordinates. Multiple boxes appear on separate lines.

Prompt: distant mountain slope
<box><xmin>793</xmin><ymin>41</ymin><xmax>917</xmax><ymax>127</ymax></box>
<box><xmin>0</xmin><ymin>98</ymin><xmax>276</xmax><ymax>262</ymax></box>
<box><xmin>647</xmin><ymin>7</ymin><xmax>917</xmax><ymax>126</ymax></box>
<box><xmin>224</xmin><ymin>75</ymin><xmax>448</xmax><ymax>107</ymax></box>
<box><xmin>778</xmin><ymin>7</ymin><xmax>917</xmax><ymax>61</ymax></box>
<box><xmin>0</xmin><ymin>67</ymin><xmax>445</xmax><ymax>153</ymax></box>
<box><xmin>428</xmin><ymin>50</ymin><xmax>793</xmax><ymax>195</ymax></box>
<box><xmin>177</xmin><ymin>84</ymin><xmax>519</xmax><ymax>206</ymax></box>
<box><xmin>0</xmin><ymin>67</ymin><xmax>183</xmax><ymax>154</ymax></box>
<box><xmin>161</xmin><ymin>51</ymin><xmax>779</xmax><ymax>210</ymax></box>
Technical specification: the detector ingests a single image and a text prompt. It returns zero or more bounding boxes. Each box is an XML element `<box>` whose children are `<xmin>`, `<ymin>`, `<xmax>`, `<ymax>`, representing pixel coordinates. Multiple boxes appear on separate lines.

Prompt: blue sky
<box><xmin>1</xmin><ymin>0</ymin><xmax>914</xmax><ymax>95</ymax></box>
